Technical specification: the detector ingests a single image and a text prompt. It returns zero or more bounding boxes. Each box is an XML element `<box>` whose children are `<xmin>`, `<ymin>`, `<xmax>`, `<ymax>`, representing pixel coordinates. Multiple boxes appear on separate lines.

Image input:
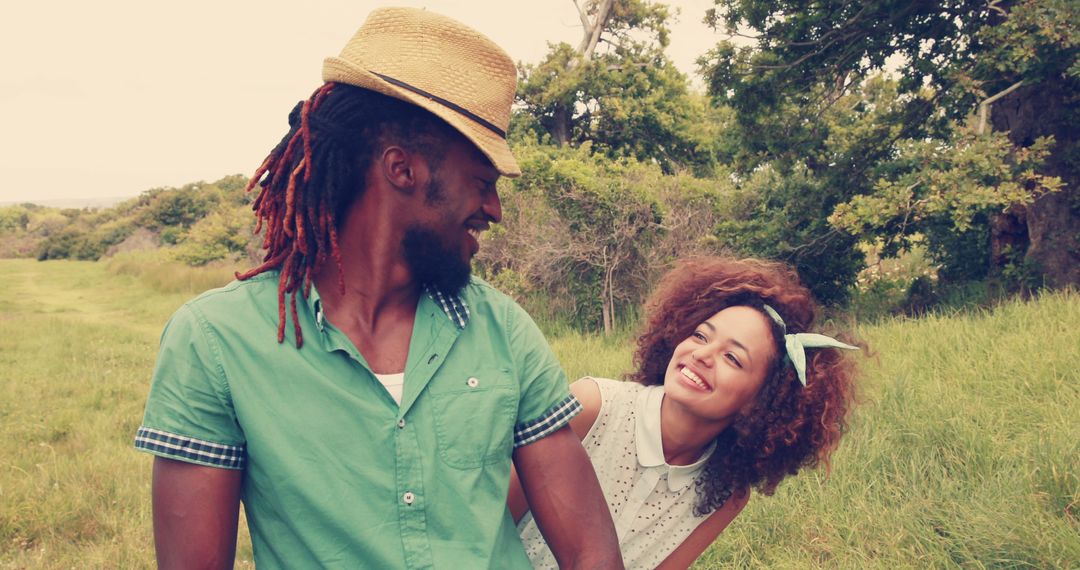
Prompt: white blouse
<box><xmin>517</xmin><ymin>377</ymin><xmax>714</xmax><ymax>569</ymax></box>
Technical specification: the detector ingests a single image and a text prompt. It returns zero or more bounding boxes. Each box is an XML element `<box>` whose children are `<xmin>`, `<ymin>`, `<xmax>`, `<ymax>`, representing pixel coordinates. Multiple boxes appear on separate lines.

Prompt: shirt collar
<box><xmin>306</xmin><ymin>282</ymin><xmax>469</xmax><ymax>341</ymax></box>
<box><xmin>634</xmin><ymin>385</ymin><xmax>715</xmax><ymax>490</ymax></box>
<box><xmin>423</xmin><ymin>284</ymin><xmax>470</xmax><ymax>329</ymax></box>
<box><xmin>305</xmin><ymin>282</ymin><xmax>326</xmax><ymax>333</ymax></box>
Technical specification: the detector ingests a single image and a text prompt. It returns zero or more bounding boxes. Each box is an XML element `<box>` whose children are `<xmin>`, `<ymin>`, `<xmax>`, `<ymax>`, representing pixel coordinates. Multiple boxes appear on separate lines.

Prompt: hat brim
<box><xmin>323</xmin><ymin>57</ymin><xmax>521</xmax><ymax>178</ymax></box>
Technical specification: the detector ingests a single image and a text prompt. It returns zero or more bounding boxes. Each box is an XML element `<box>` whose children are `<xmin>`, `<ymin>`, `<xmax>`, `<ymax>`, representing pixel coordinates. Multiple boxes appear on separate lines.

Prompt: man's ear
<box><xmin>380</xmin><ymin>146</ymin><xmax>425</xmax><ymax>194</ymax></box>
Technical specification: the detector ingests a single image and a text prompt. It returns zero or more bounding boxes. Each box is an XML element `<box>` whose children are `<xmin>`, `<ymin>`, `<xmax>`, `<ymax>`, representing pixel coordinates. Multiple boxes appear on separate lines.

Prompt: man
<box><xmin>134</xmin><ymin>8</ymin><xmax>622</xmax><ymax>569</ymax></box>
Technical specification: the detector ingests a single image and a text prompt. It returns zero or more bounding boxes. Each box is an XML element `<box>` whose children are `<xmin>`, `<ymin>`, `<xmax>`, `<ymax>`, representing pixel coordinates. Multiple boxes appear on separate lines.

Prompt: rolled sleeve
<box><xmin>513</xmin><ymin>394</ymin><xmax>582</xmax><ymax>448</ymax></box>
<box><xmin>507</xmin><ymin>303</ymin><xmax>580</xmax><ymax>447</ymax></box>
<box><xmin>134</xmin><ymin>303</ymin><xmax>246</xmax><ymax>469</ymax></box>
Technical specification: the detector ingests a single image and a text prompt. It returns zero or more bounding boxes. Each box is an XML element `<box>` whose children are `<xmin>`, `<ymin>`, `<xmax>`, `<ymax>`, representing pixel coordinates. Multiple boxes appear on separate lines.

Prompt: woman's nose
<box><xmin>692</xmin><ymin>346</ymin><xmax>714</xmax><ymax>367</ymax></box>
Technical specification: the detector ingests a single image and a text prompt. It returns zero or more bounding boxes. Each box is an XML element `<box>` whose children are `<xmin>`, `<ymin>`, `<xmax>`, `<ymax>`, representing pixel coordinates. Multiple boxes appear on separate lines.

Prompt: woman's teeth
<box><xmin>681</xmin><ymin>367</ymin><xmax>708</xmax><ymax>390</ymax></box>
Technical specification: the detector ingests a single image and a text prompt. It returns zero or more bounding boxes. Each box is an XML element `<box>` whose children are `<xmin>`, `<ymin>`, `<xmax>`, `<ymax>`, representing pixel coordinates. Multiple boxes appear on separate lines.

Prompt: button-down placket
<box><xmin>394</xmin><ymin>295</ymin><xmax>465</xmax><ymax>569</ymax></box>
<box><xmin>614</xmin><ymin>467</ymin><xmax>662</xmax><ymax>540</ymax></box>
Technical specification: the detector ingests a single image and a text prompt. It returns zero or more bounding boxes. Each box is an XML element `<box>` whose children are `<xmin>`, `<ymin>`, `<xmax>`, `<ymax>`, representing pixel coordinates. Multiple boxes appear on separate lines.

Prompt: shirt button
<box><xmin>466</xmin><ymin>377</ymin><xmax>479</xmax><ymax>388</ymax></box>
<box><xmin>403</xmin><ymin>491</ymin><xmax>415</xmax><ymax>505</ymax></box>
<box><xmin>397</xmin><ymin>418</ymin><xmax>406</xmax><ymax>428</ymax></box>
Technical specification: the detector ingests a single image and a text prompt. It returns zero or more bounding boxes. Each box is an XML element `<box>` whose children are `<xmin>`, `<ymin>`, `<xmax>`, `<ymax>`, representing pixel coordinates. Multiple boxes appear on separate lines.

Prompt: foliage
<box><xmin>701</xmin><ymin>0</ymin><xmax>1080</xmax><ymax>285</ymax></box>
<box><xmin>921</xmin><ymin>213</ymin><xmax>993</xmax><ymax>283</ymax></box>
<box><xmin>830</xmin><ymin>127</ymin><xmax>1063</xmax><ymax>248</ymax></box>
<box><xmin>482</xmin><ymin>142</ymin><xmax>661</xmax><ymax>332</ymax></box>
<box><xmin>1000</xmin><ymin>243</ymin><xmax>1045</xmax><ymax>294</ymax></box>
<box><xmin>0</xmin><ymin>205</ymin><xmax>31</xmax><ymax>232</ymax></box>
<box><xmin>688</xmin><ymin>73</ymin><xmax>932</xmax><ymax>305</ymax></box>
<box><xmin>848</xmin><ymin>240</ymin><xmax>938</xmax><ymax>320</ymax></box>
<box><xmin>515</xmin><ymin>0</ymin><xmax>722</xmax><ymax>175</ymax></box>
<box><xmin>0</xmin><ymin>175</ymin><xmax>255</xmax><ymax>264</ymax></box>
<box><xmin>134</xmin><ymin>179</ymin><xmax>245</xmax><ymax>231</ymax></box>
<box><xmin>712</xmin><ymin>161</ymin><xmax>863</xmax><ymax>305</ymax></box>
<box><xmin>478</xmin><ymin>141</ymin><xmax>727</xmax><ymax>332</ymax></box>
<box><xmin>703</xmin><ymin>0</ymin><xmax>1078</xmax><ymax>124</ymax></box>
<box><xmin>172</xmin><ymin>204</ymin><xmax>258</xmax><ymax>266</ymax></box>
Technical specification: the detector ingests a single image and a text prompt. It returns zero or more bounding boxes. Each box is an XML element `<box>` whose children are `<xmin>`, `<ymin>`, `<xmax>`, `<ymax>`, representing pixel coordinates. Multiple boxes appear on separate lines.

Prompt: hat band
<box><xmin>371</xmin><ymin>71</ymin><xmax>507</xmax><ymax>139</ymax></box>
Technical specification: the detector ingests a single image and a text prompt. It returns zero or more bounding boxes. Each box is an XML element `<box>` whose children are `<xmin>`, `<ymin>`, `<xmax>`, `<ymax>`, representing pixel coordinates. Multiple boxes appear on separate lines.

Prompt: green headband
<box><xmin>762</xmin><ymin>304</ymin><xmax>858</xmax><ymax>386</ymax></box>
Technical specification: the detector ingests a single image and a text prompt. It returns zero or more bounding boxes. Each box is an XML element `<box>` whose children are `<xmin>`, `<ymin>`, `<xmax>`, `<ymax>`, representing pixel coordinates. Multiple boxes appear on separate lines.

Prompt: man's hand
<box><xmin>513</xmin><ymin>425</ymin><xmax>624</xmax><ymax>569</ymax></box>
<box><xmin>152</xmin><ymin>457</ymin><xmax>243</xmax><ymax>570</ymax></box>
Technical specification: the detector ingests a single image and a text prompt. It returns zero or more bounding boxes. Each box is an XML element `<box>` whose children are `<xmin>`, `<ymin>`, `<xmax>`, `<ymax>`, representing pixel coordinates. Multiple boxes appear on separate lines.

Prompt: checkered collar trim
<box><xmin>308</xmin><ymin>283</ymin><xmax>469</xmax><ymax>333</ymax></box>
<box><xmin>424</xmin><ymin>284</ymin><xmax>470</xmax><ymax>329</ymax></box>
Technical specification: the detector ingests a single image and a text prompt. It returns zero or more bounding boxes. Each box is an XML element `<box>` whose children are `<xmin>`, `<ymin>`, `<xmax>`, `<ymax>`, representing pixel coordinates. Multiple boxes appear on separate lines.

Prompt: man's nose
<box><xmin>483</xmin><ymin>185</ymin><xmax>502</xmax><ymax>224</ymax></box>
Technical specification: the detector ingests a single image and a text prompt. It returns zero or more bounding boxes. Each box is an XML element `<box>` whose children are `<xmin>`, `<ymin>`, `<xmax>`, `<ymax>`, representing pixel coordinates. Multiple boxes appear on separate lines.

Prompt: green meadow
<box><xmin>1</xmin><ymin>259</ymin><xmax>1077</xmax><ymax>569</ymax></box>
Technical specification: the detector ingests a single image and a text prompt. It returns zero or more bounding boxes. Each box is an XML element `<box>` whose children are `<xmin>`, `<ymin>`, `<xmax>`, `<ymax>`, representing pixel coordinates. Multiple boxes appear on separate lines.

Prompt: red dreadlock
<box><xmin>236</xmin><ymin>82</ymin><xmax>457</xmax><ymax>348</ymax></box>
<box><xmin>236</xmin><ymin>83</ymin><xmax>344</xmax><ymax>348</ymax></box>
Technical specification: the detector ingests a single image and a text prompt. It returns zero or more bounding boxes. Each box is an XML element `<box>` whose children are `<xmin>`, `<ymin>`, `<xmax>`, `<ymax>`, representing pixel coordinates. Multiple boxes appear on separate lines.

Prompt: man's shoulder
<box><xmin>181</xmin><ymin>271</ymin><xmax>280</xmax><ymax>322</ymax></box>
<box><xmin>462</xmin><ymin>275</ymin><xmax>505</xmax><ymax>299</ymax></box>
<box><xmin>461</xmin><ymin>276</ymin><xmax>530</xmax><ymax>321</ymax></box>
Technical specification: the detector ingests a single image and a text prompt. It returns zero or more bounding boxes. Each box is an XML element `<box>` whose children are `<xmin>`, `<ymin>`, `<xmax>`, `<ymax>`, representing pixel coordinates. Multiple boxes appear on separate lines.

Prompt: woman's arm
<box><xmin>508</xmin><ymin>377</ymin><xmax>602</xmax><ymax>522</ymax></box>
<box><xmin>654</xmin><ymin>489</ymin><xmax>751</xmax><ymax>570</ymax></box>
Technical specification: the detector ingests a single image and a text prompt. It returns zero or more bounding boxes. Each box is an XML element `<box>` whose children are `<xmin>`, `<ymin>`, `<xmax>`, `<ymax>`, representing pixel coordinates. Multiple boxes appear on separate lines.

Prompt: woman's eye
<box><xmin>725</xmin><ymin>353</ymin><xmax>742</xmax><ymax>368</ymax></box>
<box><xmin>692</xmin><ymin>331</ymin><xmax>707</xmax><ymax>341</ymax></box>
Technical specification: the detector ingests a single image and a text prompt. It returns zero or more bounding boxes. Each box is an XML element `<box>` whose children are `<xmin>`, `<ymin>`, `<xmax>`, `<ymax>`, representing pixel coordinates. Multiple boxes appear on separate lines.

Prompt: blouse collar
<box><xmin>634</xmin><ymin>385</ymin><xmax>715</xmax><ymax>490</ymax></box>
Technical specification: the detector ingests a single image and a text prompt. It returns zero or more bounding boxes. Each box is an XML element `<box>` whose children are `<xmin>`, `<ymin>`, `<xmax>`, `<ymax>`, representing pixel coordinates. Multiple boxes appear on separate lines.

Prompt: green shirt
<box><xmin>135</xmin><ymin>272</ymin><xmax>579</xmax><ymax>568</ymax></box>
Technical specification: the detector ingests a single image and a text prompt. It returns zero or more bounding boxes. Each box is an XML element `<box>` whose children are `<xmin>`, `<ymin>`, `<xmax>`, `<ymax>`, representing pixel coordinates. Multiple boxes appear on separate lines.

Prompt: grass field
<box><xmin>1</xmin><ymin>258</ymin><xmax>1077</xmax><ymax>569</ymax></box>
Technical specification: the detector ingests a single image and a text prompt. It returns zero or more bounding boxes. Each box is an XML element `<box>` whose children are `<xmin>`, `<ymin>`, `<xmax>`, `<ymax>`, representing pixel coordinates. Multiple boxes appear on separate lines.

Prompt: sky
<box><xmin>0</xmin><ymin>0</ymin><xmax>721</xmax><ymax>204</ymax></box>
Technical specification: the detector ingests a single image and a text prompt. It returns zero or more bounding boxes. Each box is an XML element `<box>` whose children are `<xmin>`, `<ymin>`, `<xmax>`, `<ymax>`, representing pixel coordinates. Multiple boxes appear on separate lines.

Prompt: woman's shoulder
<box><xmin>569</xmin><ymin>377</ymin><xmax>646</xmax><ymax>441</ymax></box>
<box><xmin>576</xmin><ymin>376</ymin><xmax>647</xmax><ymax>400</ymax></box>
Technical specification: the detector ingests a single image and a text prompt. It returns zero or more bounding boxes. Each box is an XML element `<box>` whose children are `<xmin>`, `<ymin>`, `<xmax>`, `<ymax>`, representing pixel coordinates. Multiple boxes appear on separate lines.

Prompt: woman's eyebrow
<box><xmin>729</xmin><ymin>338</ymin><xmax>754</xmax><ymax>366</ymax></box>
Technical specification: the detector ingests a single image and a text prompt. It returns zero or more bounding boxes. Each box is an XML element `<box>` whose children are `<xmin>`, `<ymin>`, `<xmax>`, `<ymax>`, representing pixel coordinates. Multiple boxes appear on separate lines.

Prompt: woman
<box><xmin>510</xmin><ymin>257</ymin><xmax>860</xmax><ymax>568</ymax></box>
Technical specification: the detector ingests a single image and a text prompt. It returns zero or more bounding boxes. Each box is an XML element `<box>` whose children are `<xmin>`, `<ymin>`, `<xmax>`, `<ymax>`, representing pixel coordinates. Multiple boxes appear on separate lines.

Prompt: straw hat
<box><xmin>323</xmin><ymin>7</ymin><xmax>521</xmax><ymax>177</ymax></box>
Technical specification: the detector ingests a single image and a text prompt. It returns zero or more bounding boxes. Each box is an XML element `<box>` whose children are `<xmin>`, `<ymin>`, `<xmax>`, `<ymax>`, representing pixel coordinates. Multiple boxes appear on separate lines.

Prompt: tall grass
<box><xmin>546</xmin><ymin>291</ymin><xmax>1080</xmax><ymax>568</ymax></box>
<box><xmin>1</xmin><ymin>259</ymin><xmax>1076</xmax><ymax>568</ymax></box>
<box><xmin>710</xmin><ymin>294</ymin><xmax>1079</xmax><ymax>568</ymax></box>
<box><xmin>105</xmin><ymin>250</ymin><xmax>241</xmax><ymax>295</ymax></box>
<box><xmin>0</xmin><ymin>260</ymin><xmax>254</xmax><ymax>569</ymax></box>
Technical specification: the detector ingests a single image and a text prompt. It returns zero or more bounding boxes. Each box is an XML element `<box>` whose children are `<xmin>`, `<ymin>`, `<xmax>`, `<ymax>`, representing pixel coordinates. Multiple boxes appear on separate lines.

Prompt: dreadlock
<box><xmin>237</xmin><ymin>82</ymin><xmax>458</xmax><ymax>347</ymax></box>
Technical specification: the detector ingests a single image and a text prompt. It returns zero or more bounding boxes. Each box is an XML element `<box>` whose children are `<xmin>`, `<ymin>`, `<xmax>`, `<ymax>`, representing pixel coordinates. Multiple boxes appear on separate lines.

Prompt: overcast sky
<box><xmin>1</xmin><ymin>0</ymin><xmax>721</xmax><ymax>203</ymax></box>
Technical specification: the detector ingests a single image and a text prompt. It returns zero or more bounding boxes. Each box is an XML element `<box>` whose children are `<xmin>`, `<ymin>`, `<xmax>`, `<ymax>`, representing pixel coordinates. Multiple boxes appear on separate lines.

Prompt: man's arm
<box><xmin>508</xmin><ymin>377</ymin><xmax>602</xmax><ymax>523</ymax></box>
<box><xmin>152</xmin><ymin>457</ymin><xmax>243</xmax><ymax>570</ymax></box>
<box><xmin>513</xmin><ymin>425</ymin><xmax>624</xmax><ymax>570</ymax></box>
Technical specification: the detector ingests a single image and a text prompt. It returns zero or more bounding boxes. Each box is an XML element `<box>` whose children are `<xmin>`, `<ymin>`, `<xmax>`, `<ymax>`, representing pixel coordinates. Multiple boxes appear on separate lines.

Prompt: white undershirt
<box><xmin>372</xmin><ymin>372</ymin><xmax>405</xmax><ymax>405</ymax></box>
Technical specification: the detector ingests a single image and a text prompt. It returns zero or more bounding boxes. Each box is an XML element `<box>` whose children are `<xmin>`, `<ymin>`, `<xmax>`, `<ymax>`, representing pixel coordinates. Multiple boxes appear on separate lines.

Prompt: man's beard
<box><xmin>402</xmin><ymin>225</ymin><xmax>471</xmax><ymax>295</ymax></box>
<box><xmin>402</xmin><ymin>171</ymin><xmax>472</xmax><ymax>294</ymax></box>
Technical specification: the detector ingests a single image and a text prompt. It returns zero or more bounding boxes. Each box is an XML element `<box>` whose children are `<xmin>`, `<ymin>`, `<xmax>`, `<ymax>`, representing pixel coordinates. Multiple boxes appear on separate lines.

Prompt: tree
<box><xmin>482</xmin><ymin>142</ymin><xmax>665</xmax><ymax>333</ymax></box>
<box><xmin>701</xmin><ymin>0</ymin><xmax>1080</xmax><ymax>287</ymax></box>
<box><xmin>139</xmin><ymin>183</ymin><xmax>219</xmax><ymax>229</ymax></box>
<box><xmin>173</xmin><ymin>205</ymin><xmax>257</xmax><ymax>266</ymax></box>
<box><xmin>516</xmin><ymin>0</ymin><xmax>719</xmax><ymax>174</ymax></box>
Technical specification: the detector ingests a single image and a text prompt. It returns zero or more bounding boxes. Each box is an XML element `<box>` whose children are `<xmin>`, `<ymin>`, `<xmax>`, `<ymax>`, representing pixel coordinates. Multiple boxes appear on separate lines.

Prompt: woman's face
<box><xmin>663</xmin><ymin>305</ymin><xmax>777</xmax><ymax>424</ymax></box>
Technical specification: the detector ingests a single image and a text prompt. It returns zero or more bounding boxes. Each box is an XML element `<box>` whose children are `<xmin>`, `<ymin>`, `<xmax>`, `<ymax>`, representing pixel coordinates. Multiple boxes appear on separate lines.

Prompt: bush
<box><xmin>172</xmin><ymin>205</ymin><xmax>256</xmax><ymax>266</ymax></box>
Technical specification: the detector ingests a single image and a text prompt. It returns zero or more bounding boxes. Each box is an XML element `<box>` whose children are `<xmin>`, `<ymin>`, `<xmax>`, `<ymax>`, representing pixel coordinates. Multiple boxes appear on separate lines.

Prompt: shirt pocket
<box><xmin>430</xmin><ymin>368</ymin><xmax>517</xmax><ymax>469</ymax></box>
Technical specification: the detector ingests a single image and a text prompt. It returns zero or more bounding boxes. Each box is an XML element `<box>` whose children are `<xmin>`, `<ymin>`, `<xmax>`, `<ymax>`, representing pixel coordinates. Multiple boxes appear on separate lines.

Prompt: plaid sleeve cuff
<box><xmin>513</xmin><ymin>394</ymin><xmax>582</xmax><ymax>448</ymax></box>
<box><xmin>134</xmin><ymin>426</ymin><xmax>246</xmax><ymax>470</ymax></box>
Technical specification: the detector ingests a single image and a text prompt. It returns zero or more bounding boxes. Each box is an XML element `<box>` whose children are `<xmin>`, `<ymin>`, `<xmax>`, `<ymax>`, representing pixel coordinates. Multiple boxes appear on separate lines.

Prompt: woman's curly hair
<box><xmin>627</xmin><ymin>256</ymin><xmax>859</xmax><ymax>516</ymax></box>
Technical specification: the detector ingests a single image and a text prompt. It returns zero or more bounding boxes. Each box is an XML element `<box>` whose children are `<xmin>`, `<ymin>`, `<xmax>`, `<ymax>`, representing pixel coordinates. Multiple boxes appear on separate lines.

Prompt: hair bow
<box><xmin>762</xmin><ymin>304</ymin><xmax>858</xmax><ymax>386</ymax></box>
